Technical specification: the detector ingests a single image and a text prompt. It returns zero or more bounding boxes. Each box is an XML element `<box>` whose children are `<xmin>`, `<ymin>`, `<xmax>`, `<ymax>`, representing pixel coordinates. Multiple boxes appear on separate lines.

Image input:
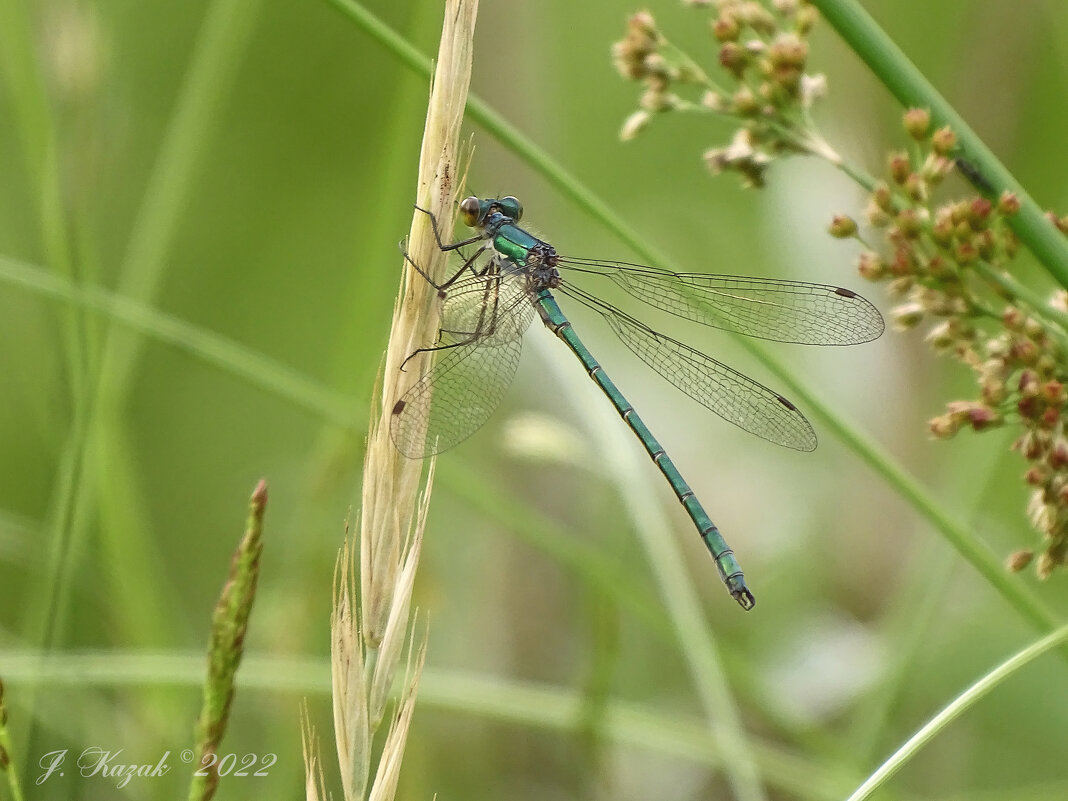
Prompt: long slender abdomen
<box><xmin>533</xmin><ymin>290</ymin><xmax>755</xmax><ymax>609</ymax></box>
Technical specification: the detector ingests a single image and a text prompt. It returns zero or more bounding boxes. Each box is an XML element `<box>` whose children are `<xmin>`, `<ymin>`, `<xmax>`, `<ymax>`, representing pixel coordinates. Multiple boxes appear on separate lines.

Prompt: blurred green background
<box><xmin>2</xmin><ymin>0</ymin><xmax>1067</xmax><ymax>799</ymax></box>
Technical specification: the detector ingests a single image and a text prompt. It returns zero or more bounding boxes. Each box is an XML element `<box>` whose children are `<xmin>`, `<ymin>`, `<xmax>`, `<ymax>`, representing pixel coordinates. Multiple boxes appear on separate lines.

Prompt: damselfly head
<box><xmin>460</xmin><ymin>195</ymin><xmax>524</xmax><ymax>228</ymax></box>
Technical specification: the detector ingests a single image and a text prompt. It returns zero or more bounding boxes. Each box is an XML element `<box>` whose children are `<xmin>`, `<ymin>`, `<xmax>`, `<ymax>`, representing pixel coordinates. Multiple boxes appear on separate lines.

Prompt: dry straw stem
<box><xmin>188</xmin><ymin>479</ymin><xmax>267</xmax><ymax>801</ymax></box>
<box><xmin>330</xmin><ymin>471</ymin><xmax>433</xmax><ymax>801</ymax></box>
<box><xmin>315</xmin><ymin>1</ymin><xmax>478</xmax><ymax>799</ymax></box>
<box><xmin>359</xmin><ymin>0</ymin><xmax>477</xmax><ymax>650</ymax></box>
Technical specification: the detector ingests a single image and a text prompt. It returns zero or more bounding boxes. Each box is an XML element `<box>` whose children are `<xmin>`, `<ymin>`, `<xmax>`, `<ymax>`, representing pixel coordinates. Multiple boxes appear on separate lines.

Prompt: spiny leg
<box><xmin>413</xmin><ymin>204</ymin><xmax>483</xmax><ymax>252</ymax></box>
<box><xmin>401</xmin><ymin>240</ymin><xmax>487</xmax><ymax>293</ymax></box>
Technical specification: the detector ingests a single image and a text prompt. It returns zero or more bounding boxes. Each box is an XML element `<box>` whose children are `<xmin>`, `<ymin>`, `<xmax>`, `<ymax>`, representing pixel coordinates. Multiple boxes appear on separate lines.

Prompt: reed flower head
<box><xmin>614</xmin><ymin>1</ymin><xmax>841</xmax><ymax>186</ymax></box>
<box><xmin>834</xmin><ymin>107</ymin><xmax>1068</xmax><ymax>579</ymax></box>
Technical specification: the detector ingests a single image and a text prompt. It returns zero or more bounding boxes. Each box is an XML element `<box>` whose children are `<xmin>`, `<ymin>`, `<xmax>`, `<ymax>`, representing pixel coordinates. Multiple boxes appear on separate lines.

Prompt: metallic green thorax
<box><xmin>478</xmin><ymin>210</ymin><xmax>562</xmax><ymax>291</ymax></box>
<box><xmin>489</xmin><ymin>220</ymin><xmax>541</xmax><ymax>266</ymax></box>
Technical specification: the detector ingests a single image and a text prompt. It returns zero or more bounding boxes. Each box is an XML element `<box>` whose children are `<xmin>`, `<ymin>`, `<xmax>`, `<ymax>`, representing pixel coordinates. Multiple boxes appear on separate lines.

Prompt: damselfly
<box><xmin>391</xmin><ymin>195</ymin><xmax>883</xmax><ymax>609</ymax></box>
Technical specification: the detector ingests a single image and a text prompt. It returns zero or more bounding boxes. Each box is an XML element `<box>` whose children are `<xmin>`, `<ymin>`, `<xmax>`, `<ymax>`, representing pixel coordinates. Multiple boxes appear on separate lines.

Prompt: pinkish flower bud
<box><xmin>1019</xmin><ymin>369</ymin><xmax>1040</xmax><ymax>395</ymax></box>
<box><xmin>1025</xmin><ymin>465</ymin><xmax>1050</xmax><ymax>486</ymax></box>
<box><xmin>1048</xmin><ymin>436</ymin><xmax>1068</xmax><ymax>469</ymax></box>
<box><xmin>1042</xmin><ymin>381</ymin><xmax>1066</xmax><ymax>406</ymax></box>
<box><xmin>966</xmin><ymin>404</ymin><xmax>1000</xmax><ymax>431</ymax></box>
<box><xmin>1012</xmin><ymin>339</ymin><xmax>1039</xmax><ymax>365</ymax></box>
<box><xmin>629</xmin><ymin>11</ymin><xmax>658</xmax><ymax>37</ymax></box>
<box><xmin>888</xmin><ymin>152</ymin><xmax>910</xmax><ymax>185</ymax></box>
<box><xmin>857</xmin><ymin>251</ymin><xmax>885</xmax><ymax>280</ymax></box>
<box><xmin>872</xmin><ymin>182</ymin><xmax>893</xmax><ymax>212</ymax></box>
<box><xmin>930</xmin><ymin>217</ymin><xmax>954</xmax><ymax>246</ymax></box>
<box><xmin>895</xmin><ymin>208</ymin><xmax>923</xmax><ymax>238</ymax></box>
<box><xmin>953</xmin><ymin>241</ymin><xmax>978</xmax><ymax>264</ymax></box>
<box><xmin>719</xmin><ymin>42</ymin><xmax>749</xmax><ymax>78</ymax></box>
<box><xmin>980</xmin><ymin>374</ymin><xmax>1007</xmax><ymax>406</ymax></box>
<box><xmin>1005</xmin><ymin>549</ymin><xmax>1034</xmax><ymax>572</ymax></box>
<box><xmin>921</xmin><ymin>154</ymin><xmax>954</xmax><ymax>184</ymax></box>
<box><xmin>997</xmin><ymin>191</ymin><xmax>1021</xmax><ymax>216</ymax></box>
<box><xmin>865</xmin><ymin>200</ymin><xmax>891</xmax><ymax>228</ymax></box>
<box><xmin>931</xmin><ymin>126</ymin><xmax>957</xmax><ymax>155</ymax></box>
<box><xmin>976</xmin><ymin>229</ymin><xmax>997</xmax><ymax>260</ymax></box>
<box><xmin>731</xmin><ymin>85</ymin><xmax>759</xmax><ymax>115</ymax></box>
<box><xmin>1042</xmin><ymin>406</ymin><xmax>1061</xmax><ymax>429</ymax></box>
<box><xmin>928</xmin><ymin>414</ymin><xmax>962</xmax><ymax>439</ymax></box>
<box><xmin>828</xmin><ymin>214</ymin><xmax>857</xmax><ymax>238</ymax></box>
<box><xmin>903</xmin><ymin>173</ymin><xmax>928</xmax><ymax>203</ymax></box>
<box><xmin>1018</xmin><ymin>395</ymin><xmax>1041</xmax><ymax>420</ymax></box>
<box><xmin>890</xmin><ymin>247</ymin><xmax>915</xmax><ymax>276</ymax></box>
<box><xmin>968</xmin><ymin>197</ymin><xmax>993</xmax><ymax>229</ymax></box>
<box><xmin>1013</xmin><ymin>431</ymin><xmax>1044</xmax><ymax>460</ymax></box>
<box><xmin>769</xmin><ymin>33</ymin><xmax>807</xmax><ymax>68</ymax></box>
<box><xmin>1002</xmin><ymin>306</ymin><xmax>1025</xmax><ymax>331</ymax></box>
<box><xmin>926</xmin><ymin>255</ymin><xmax>952</xmax><ymax>279</ymax></box>
<box><xmin>903</xmin><ymin>107</ymin><xmax>931</xmax><ymax>140</ymax></box>
<box><xmin>712</xmin><ymin>13</ymin><xmax>741</xmax><ymax>42</ymax></box>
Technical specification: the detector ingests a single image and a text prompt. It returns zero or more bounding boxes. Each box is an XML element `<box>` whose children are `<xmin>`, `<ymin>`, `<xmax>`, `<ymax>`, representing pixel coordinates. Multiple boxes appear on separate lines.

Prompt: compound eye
<box><xmin>459</xmin><ymin>196</ymin><xmax>481</xmax><ymax>227</ymax></box>
<box><xmin>498</xmin><ymin>196</ymin><xmax>523</xmax><ymax>221</ymax></box>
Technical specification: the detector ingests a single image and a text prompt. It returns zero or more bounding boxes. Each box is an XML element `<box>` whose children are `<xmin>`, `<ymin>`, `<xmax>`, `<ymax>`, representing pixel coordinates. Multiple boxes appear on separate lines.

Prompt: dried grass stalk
<box><xmin>303</xmin><ymin>1</ymin><xmax>478</xmax><ymax>798</ymax></box>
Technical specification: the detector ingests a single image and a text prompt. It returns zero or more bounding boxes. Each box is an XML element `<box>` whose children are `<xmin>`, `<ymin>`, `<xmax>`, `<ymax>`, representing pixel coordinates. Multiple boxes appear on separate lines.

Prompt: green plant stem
<box><xmin>845</xmin><ymin>621</ymin><xmax>1068</xmax><ymax>801</ymax></box>
<box><xmin>810</xmin><ymin>0</ymin><xmax>1068</xmax><ymax>290</ymax></box>
<box><xmin>0</xmin><ymin>0</ymin><xmax>92</xmax><ymax>759</ymax></box>
<box><xmin>972</xmin><ymin>260</ymin><xmax>1068</xmax><ymax>336</ymax></box>
<box><xmin>52</xmin><ymin>0</ymin><xmax>264</xmax><ymax>656</ymax></box>
<box><xmin>0</xmin><ymin>255</ymin><xmax>357</xmax><ymax>427</ymax></box>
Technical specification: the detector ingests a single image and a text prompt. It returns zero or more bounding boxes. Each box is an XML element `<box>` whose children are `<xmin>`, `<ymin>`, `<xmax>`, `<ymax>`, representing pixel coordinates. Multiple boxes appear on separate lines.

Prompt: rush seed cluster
<box><xmin>613</xmin><ymin>0</ymin><xmax>834</xmax><ymax>188</ymax></box>
<box><xmin>837</xmin><ymin>108</ymin><xmax>1068</xmax><ymax>579</ymax></box>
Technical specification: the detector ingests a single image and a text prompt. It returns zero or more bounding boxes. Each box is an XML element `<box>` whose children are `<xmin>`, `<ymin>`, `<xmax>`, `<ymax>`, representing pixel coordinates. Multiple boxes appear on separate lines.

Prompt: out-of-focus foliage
<box><xmin>1</xmin><ymin>1</ymin><xmax>1067</xmax><ymax>799</ymax></box>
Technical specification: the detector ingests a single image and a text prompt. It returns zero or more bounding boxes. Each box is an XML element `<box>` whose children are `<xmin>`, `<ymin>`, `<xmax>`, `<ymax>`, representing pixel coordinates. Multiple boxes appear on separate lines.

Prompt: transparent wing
<box><xmin>563</xmin><ymin>286</ymin><xmax>817</xmax><ymax>451</ymax></box>
<box><xmin>559</xmin><ymin>257</ymin><xmax>884</xmax><ymax>346</ymax></box>
<box><xmin>390</xmin><ymin>333</ymin><xmax>525</xmax><ymax>458</ymax></box>
<box><xmin>439</xmin><ymin>261</ymin><xmax>534</xmax><ymax>344</ymax></box>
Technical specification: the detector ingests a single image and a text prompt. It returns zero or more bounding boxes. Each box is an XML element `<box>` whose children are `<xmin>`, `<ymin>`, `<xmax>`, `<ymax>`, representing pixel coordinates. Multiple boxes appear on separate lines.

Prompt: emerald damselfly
<box><xmin>391</xmin><ymin>195</ymin><xmax>883</xmax><ymax>609</ymax></box>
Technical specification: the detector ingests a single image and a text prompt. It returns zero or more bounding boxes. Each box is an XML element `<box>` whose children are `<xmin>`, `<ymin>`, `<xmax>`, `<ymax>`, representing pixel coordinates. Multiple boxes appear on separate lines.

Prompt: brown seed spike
<box><xmin>392</xmin><ymin>400</ymin><xmax>406</xmax><ymax>415</ymax></box>
<box><xmin>777</xmin><ymin>395</ymin><xmax>798</xmax><ymax>411</ymax></box>
<box><xmin>835</xmin><ymin>287</ymin><xmax>857</xmax><ymax>298</ymax></box>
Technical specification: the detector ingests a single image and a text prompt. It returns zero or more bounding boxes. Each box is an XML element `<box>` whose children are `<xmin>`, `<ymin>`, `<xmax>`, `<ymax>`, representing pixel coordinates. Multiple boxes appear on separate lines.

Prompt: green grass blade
<box><xmin>0</xmin><ymin>255</ymin><xmax>356</xmax><ymax>427</ymax></box>
<box><xmin>845</xmin><ymin>621</ymin><xmax>1068</xmax><ymax>801</ymax></box>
